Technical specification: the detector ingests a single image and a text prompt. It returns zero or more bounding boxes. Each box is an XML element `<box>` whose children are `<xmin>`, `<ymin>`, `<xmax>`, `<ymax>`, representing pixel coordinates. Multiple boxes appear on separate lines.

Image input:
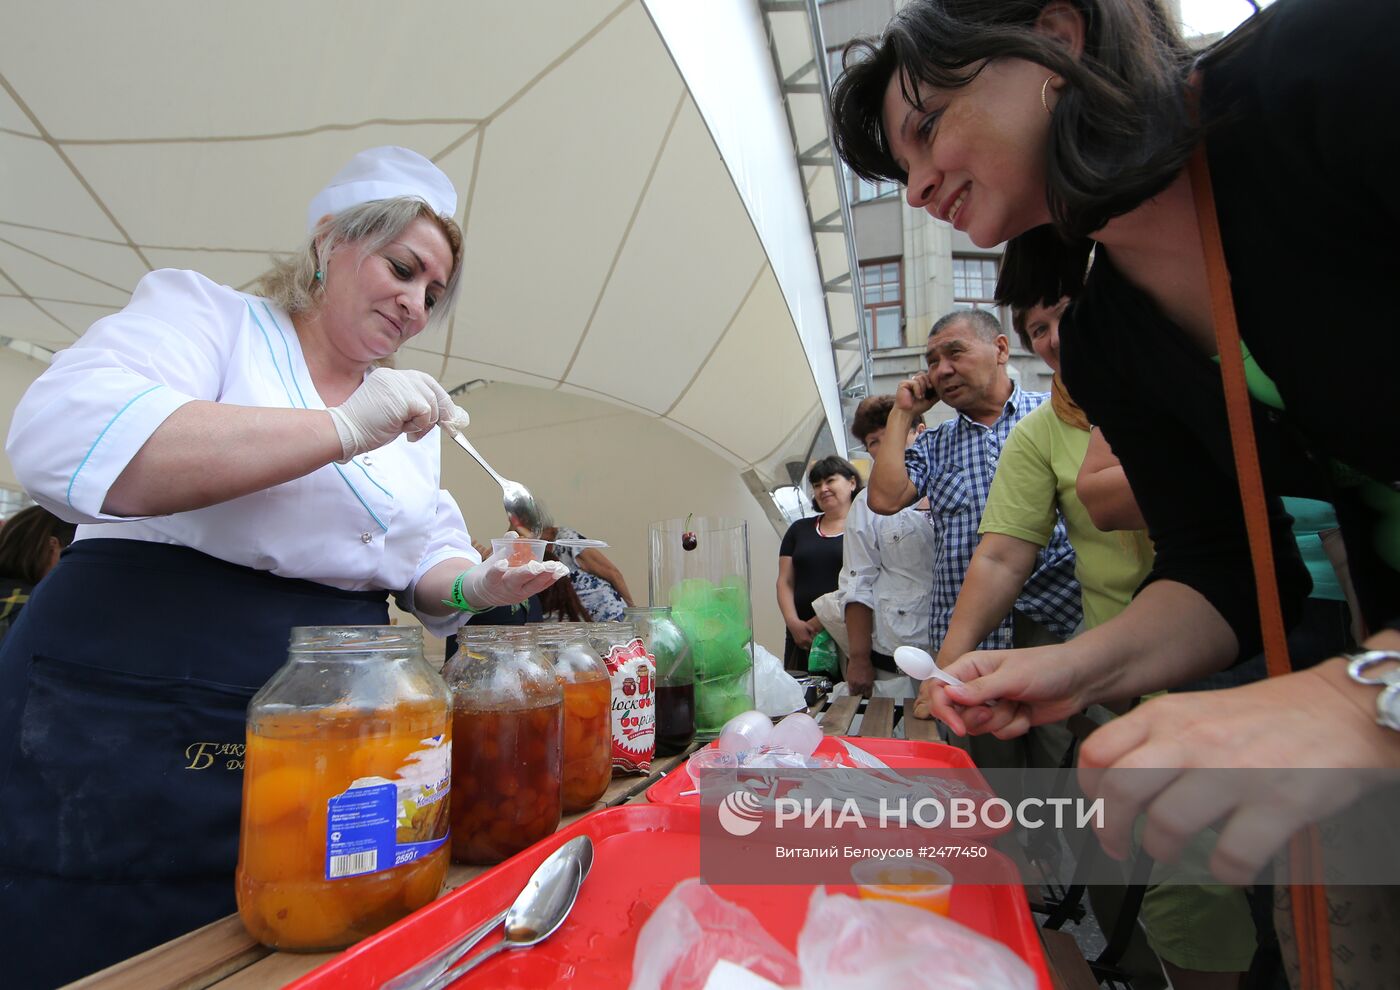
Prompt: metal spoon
<box><xmin>383</xmin><ymin>836</ymin><xmax>593</xmax><ymax>990</ymax></box>
<box><xmin>419</xmin><ymin>836</ymin><xmax>589</xmax><ymax>990</ymax></box>
<box><xmin>446</xmin><ymin>429</ymin><xmax>544</xmax><ymax>533</ymax></box>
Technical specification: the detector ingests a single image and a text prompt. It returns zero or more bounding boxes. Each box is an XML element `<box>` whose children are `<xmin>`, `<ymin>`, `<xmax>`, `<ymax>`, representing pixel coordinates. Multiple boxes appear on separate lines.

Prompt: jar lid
<box><xmin>443</xmin><ymin>641</ymin><xmax>562</xmax><ymax>709</ymax></box>
<box><xmin>288</xmin><ymin>624</ymin><xmax>422</xmax><ymax>653</ymax></box>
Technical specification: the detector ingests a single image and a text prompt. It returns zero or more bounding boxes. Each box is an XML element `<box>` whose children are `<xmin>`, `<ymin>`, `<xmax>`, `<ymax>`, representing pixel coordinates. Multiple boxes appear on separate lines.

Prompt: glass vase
<box><xmin>647</xmin><ymin>516</ymin><xmax>754</xmax><ymax>741</ymax></box>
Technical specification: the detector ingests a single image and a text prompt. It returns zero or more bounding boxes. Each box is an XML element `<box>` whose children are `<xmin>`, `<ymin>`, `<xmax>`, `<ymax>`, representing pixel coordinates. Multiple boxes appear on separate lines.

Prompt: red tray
<box><xmin>287</xmin><ymin>804</ymin><xmax>1050</xmax><ymax>990</ymax></box>
<box><xmin>645</xmin><ymin>735</ymin><xmax>985</xmax><ymax>807</ymax></box>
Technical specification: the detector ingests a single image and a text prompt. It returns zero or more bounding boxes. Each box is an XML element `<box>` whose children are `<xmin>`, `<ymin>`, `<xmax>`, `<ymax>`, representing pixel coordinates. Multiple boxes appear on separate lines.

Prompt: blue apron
<box><xmin>0</xmin><ymin>539</ymin><xmax>389</xmax><ymax>988</ymax></box>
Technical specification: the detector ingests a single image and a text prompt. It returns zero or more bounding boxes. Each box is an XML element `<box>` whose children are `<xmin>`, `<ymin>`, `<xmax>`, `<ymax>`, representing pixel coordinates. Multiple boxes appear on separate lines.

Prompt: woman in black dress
<box><xmin>776</xmin><ymin>456</ymin><xmax>861</xmax><ymax>670</ymax></box>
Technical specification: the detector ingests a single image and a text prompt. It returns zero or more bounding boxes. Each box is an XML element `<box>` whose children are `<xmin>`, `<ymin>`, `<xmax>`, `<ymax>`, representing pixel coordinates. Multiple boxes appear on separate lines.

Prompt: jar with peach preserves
<box><xmin>537</xmin><ymin>624</ymin><xmax>612</xmax><ymax>812</ymax></box>
<box><xmin>236</xmin><ymin>626</ymin><xmax>451</xmax><ymax>952</ymax></box>
<box><xmin>443</xmin><ymin>638</ymin><xmax>563</xmax><ymax>864</ymax></box>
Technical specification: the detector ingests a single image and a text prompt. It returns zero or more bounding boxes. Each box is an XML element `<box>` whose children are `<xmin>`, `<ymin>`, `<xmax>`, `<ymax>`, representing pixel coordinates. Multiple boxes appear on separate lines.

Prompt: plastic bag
<box><xmin>752</xmin><ymin>643</ymin><xmax>806</xmax><ymax>716</ymax></box>
<box><xmin>629</xmin><ymin>879</ymin><xmax>801</xmax><ymax>990</ymax></box>
<box><xmin>808</xmin><ymin>591</ymin><xmax>849</xmax><ymax>657</ymax></box>
<box><xmin>806</xmin><ymin>632</ymin><xmax>839</xmax><ymax>680</ymax></box>
<box><xmin>796</xmin><ymin>888</ymin><xmax>1037</xmax><ymax>990</ymax></box>
<box><xmin>630</xmin><ymin>883</ymin><xmax>1037</xmax><ymax>990</ymax></box>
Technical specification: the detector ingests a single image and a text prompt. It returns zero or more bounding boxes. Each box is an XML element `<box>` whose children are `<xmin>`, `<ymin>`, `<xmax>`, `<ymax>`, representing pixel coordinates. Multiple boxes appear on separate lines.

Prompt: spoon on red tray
<box><xmin>384</xmin><ymin>835</ymin><xmax>593</xmax><ymax>990</ymax></box>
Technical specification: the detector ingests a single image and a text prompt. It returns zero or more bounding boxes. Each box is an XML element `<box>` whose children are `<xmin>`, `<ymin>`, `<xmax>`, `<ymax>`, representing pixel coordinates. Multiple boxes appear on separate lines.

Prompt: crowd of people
<box><xmin>806</xmin><ymin>0</ymin><xmax>1399</xmax><ymax>985</ymax></box>
<box><xmin>1</xmin><ymin>0</ymin><xmax>1393</xmax><ymax>986</ymax></box>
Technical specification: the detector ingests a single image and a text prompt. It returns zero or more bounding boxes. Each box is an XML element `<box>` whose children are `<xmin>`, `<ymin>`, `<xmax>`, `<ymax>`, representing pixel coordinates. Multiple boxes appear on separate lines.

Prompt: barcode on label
<box><xmin>328</xmin><ymin>850</ymin><xmax>377</xmax><ymax>878</ymax></box>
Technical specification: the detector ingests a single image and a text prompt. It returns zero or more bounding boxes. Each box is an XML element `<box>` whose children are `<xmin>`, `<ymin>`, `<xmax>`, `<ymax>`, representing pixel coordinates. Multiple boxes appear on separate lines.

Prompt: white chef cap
<box><xmin>306</xmin><ymin>146</ymin><xmax>457</xmax><ymax>232</ymax></box>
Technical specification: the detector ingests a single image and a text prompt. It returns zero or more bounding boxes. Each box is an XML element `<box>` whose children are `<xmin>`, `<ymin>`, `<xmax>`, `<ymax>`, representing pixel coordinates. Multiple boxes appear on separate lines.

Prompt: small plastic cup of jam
<box><xmin>851</xmin><ymin>857</ymin><xmax>954</xmax><ymax>916</ymax></box>
<box><xmin>490</xmin><ymin>538</ymin><xmax>548</xmax><ymax>567</ymax></box>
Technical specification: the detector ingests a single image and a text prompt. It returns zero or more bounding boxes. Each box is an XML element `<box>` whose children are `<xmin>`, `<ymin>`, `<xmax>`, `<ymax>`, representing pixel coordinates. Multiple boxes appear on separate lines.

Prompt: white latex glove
<box><xmin>455</xmin><ymin>536</ymin><xmax>570</xmax><ymax>609</ymax></box>
<box><xmin>440</xmin><ymin>404</ymin><xmax>472</xmax><ymax>436</ymax></box>
<box><xmin>327</xmin><ymin>368</ymin><xmax>470</xmax><ymax>462</ymax></box>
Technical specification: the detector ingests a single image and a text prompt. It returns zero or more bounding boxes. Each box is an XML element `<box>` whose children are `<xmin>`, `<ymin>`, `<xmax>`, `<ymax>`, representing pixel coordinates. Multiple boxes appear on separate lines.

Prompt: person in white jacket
<box><xmin>839</xmin><ymin>395</ymin><xmax>940</xmax><ymax>698</ymax></box>
<box><xmin>0</xmin><ymin>146</ymin><xmax>565</xmax><ymax>987</ymax></box>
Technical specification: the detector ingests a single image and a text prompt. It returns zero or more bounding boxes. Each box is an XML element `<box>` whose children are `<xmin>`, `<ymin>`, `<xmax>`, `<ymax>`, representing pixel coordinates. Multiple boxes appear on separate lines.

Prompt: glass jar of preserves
<box><xmin>537</xmin><ymin>624</ymin><xmax>612</xmax><ymax>812</ymax></box>
<box><xmin>624</xmin><ymin>606</ymin><xmax>695</xmax><ymax>756</ymax></box>
<box><xmin>236</xmin><ymin>626</ymin><xmax>451</xmax><ymax>952</ymax></box>
<box><xmin>443</xmin><ymin>638</ymin><xmax>562</xmax><ymax>865</ymax></box>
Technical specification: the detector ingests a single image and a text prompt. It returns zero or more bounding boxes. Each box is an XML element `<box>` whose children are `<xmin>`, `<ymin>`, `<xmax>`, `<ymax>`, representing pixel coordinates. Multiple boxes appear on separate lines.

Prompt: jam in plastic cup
<box><xmin>851</xmin><ymin>857</ymin><xmax>954</xmax><ymax>916</ymax></box>
<box><xmin>491</xmin><ymin>538</ymin><xmax>548</xmax><ymax>567</ymax></box>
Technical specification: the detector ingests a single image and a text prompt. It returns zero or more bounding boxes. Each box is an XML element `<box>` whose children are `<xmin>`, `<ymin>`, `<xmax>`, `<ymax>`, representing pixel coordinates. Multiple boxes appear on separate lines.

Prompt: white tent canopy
<box><xmin>0</xmin><ymin>0</ymin><xmax>862</xmax><ymax>498</ymax></box>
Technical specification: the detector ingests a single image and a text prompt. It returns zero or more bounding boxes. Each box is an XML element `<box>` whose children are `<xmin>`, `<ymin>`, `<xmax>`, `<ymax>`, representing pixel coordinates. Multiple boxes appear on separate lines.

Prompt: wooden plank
<box><xmin>207</xmin><ymin>950</ymin><xmax>333</xmax><ymax>989</ymax></box>
<box><xmin>902</xmin><ymin>698</ymin><xmax>942</xmax><ymax>743</ymax></box>
<box><xmin>76</xmin><ymin>749</ymin><xmax>698</xmax><ymax>990</ymax></box>
<box><xmin>858</xmin><ymin>696</ymin><xmax>895</xmax><ymax>738</ymax></box>
<box><xmin>819</xmin><ymin>694</ymin><xmax>860</xmax><ymax>735</ymax></box>
<box><xmin>1039</xmin><ymin>927</ymin><xmax>1100</xmax><ymax>990</ymax></box>
<box><xmin>64</xmin><ymin>917</ymin><xmax>268</xmax><ymax>990</ymax></box>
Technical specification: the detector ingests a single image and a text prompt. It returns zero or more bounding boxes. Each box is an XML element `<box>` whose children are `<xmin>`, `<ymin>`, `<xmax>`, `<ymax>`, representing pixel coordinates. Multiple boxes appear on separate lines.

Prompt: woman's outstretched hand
<box><xmin>1077</xmin><ymin>657</ymin><xmax>1400</xmax><ymax>883</ymax></box>
<box><xmin>454</xmin><ymin>533</ymin><xmax>569</xmax><ymax>608</ymax></box>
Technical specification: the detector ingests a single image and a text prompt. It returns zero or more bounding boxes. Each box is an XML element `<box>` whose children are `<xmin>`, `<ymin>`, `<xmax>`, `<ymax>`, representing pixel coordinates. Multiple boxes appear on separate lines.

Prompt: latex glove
<box><xmin>328</xmin><ymin>368</ymin><xmax>470</xmax><ymax>462</ymax></box>
<box><xmin>440</xmin><ymin>404</ymin><xmax>472</xmax><ymax>436</ymax></box>
<box><xmin>455</xmin><ymin>536</ymin><xmax>569</xmax><ymax>609</ymax></box>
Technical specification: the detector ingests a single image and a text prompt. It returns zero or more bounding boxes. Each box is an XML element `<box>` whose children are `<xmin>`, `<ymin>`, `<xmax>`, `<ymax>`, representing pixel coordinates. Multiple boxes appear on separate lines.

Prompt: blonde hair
<box><xmin>255</xmin><ymin>198</ymin><xmax>464</xmax><ymax>325</ymax></box>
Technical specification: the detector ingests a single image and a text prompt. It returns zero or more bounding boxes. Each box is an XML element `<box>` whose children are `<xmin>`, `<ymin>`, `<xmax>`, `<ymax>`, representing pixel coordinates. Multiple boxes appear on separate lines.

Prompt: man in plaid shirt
<box><xmin>868</xmin><ymin>309</ymin><xmax>1080</xmax><ymax>767</ymax></box>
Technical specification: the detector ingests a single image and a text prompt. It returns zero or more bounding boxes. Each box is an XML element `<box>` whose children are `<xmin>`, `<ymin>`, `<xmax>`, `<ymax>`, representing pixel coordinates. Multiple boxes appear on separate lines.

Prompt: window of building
<box><xmin>859</xmin><ymin>260</ymin><xmax>903</xmax><ymax>351</ymax></box>
<box><xmin>850</xmin><ymin>171</ymin><xmax>898</xmax><ymax>204</ymax></box>
<box><xmin>952</xmin><ymin>255</ymin><xmax>999</xmax><ymax>311</ymax></box>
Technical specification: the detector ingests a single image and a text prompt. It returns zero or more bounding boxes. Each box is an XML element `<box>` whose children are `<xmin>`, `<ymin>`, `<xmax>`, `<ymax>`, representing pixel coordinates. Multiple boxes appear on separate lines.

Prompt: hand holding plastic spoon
<box><xmin>894</xmin><ymin>645</ymin><xmax>996</xmax><ymax>700</ymax></box>
<box><xmin>904</xmin><ymin>642</ymin><xmax>1095</xmax><ymax>739</ymax></box>
<box><xmin>895</xmin><ymin>645</ymin><xmax>999</xmax><ymax>727</ymax></box>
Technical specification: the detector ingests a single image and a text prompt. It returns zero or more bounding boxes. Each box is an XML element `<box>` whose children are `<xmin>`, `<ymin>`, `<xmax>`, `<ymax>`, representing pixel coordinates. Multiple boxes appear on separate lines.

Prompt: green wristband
<box><xmin>441</xmin><ymin>571</ymin><xmax>490</xmax><ymax>614</ymax></box>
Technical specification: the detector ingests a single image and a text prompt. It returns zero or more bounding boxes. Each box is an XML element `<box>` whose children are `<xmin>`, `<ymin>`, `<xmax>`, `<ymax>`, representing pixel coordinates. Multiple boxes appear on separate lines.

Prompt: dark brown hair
<box><xmin>537</xmin><ymin>526</ymin><xmax>591</xmax><ymax>622</ymax></box>
<box><xmin>850</xmin><ymin>395</ymin><xmax>896</xmax><ymax>445</ymax></box>
<box><xmin>807</xmin><ymin>455</ymin><xmax>862</xmax><ymax>511</ymax></box>
<box><xmin>0</xmin><ymin>505</ymin><xmax>76</xmax><ymax>585</ymax></box>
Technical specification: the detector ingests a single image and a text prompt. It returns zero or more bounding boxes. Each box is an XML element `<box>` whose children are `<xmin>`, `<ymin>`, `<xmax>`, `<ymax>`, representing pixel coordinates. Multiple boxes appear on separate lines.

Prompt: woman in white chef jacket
<box><xmin>0</xmin><ymin>147</ymin><xmax>566</xmax><ymax>987</ymax></box>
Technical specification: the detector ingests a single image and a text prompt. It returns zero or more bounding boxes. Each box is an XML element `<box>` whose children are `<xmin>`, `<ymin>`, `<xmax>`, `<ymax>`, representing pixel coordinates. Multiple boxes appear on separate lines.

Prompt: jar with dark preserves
<box><xmin>443</xmin><ymin>638</ymin><xmax>562</xmax><ymax>864</ymax></box>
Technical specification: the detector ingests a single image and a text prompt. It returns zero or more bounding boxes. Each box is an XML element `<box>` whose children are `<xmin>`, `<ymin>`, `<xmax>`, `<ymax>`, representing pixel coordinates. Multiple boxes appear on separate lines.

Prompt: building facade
<box><xmin>817</xmin><ymin>0</ymin><xmax>1049</xmax><ymax>441</ymax></box>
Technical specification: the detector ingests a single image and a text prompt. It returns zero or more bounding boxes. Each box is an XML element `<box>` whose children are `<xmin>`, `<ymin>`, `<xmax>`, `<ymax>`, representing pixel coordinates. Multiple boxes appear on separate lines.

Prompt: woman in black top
<box><xmin>829</xmin><ymin>0</ymin><xmax>1400</xmax><ymax>884</ymax></box>
<box><xmin>777</xmin><ymin>456</ymin><xmax>860</xmax><ymax>670</ymax></box>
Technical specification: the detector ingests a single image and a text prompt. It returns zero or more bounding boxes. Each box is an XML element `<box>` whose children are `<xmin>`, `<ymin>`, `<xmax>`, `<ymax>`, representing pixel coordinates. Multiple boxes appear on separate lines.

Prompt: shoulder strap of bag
<box><xmin>1187</xmin><ymin>144</ymin><xmax>1333</xmax><ymax>990</ymax></box>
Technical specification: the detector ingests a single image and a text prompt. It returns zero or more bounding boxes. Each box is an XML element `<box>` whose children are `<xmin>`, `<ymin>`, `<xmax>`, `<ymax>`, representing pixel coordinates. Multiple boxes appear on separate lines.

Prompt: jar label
<box><xmin>323</xmin><ymin>735</ymin><xmax>451</xmax><ymax>881</ymax></box>
<box><xmin>604</xmin><ymin>637</ymin><xmax>656</xmax><ymax>774</ymax></box>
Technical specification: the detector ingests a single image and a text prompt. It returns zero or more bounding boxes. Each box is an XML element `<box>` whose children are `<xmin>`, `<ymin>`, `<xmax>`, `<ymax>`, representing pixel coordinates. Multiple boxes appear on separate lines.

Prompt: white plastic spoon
<box><xmin>893</xmin><ymin>645</ymin><xmax>997</xmax><ymax>706</ymax></box>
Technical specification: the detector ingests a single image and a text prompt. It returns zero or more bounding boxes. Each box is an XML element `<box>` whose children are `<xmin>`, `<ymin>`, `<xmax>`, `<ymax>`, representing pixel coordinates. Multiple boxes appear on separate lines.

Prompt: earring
<box><xmin>1041</xmin><ymin>75</ymin><xmax>1056</xmax><ymax>116</ymax></box>
<box><xmin>314</xmin><ymin>269</ymin><xmax>324</xmax><ymax>282</ymax></box>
